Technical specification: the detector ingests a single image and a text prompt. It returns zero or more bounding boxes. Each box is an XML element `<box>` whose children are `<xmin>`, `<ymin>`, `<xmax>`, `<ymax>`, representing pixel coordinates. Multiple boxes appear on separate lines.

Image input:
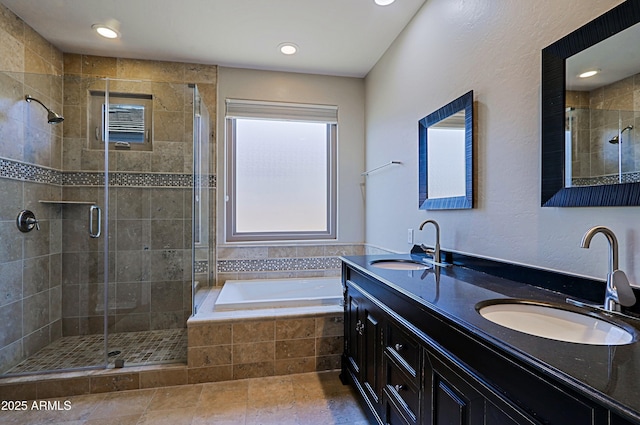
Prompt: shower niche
<box><xmin>89</xmin><ymin>91</ymin><xmax>154</xmax><ymax>151</ymax></box>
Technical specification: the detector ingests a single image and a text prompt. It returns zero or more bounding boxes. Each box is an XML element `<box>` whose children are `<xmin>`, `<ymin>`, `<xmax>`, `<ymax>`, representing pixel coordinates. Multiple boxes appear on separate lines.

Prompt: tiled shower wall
<box><xmin>59</xmin><ymin>55</ymin><xmax>217</xmax><ymax>335</ymax></box>
<box><xmin>0</xmin><ymin>4</ymin><xmax>65</xmax><ymax>373</ymax></box>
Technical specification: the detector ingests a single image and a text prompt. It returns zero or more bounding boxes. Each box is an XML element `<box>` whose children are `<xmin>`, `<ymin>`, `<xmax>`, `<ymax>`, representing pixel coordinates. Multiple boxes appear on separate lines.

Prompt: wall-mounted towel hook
<box><xmin>361</xmin><ymin>161</ymin><xmax>402</xmax><ymax>176</ymax></box>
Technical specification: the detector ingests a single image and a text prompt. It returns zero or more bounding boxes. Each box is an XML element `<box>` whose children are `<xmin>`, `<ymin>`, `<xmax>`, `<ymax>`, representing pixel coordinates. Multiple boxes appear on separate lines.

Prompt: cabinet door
<box><xmin>345</xmin><ymin>291</ymin><xmax>362</xmax><ymax>376</ymax></box>
<box><xmin>344</xmin><ymin>282</ymin><xmax>385</xmax><ymax>416</ymax></box>
<box><xmin>362</xmin><ymin>293</ymin><xmax>384</xmax><ymax>407</ymax></box>
<box><xmin>428</xmin><ymin>361</ymin><xmax>485</xmax><ymax>425</ymax></box>
<box><xmin>424</xmin><ymin>348</ymin><xmax>539</xmax><ymax>425</ymax></box>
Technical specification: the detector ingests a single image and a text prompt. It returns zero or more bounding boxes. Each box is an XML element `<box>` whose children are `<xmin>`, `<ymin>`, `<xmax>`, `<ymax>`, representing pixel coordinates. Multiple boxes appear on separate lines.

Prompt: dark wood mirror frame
<box><xmin>419</xmin><ymin>90</ymin><xmax>474</xmax><ymax>210</ymax></box>
<box><xmin>541</xmin><ymin>0</ymin><xmax>640</xmax><ymax>207</ymax></box>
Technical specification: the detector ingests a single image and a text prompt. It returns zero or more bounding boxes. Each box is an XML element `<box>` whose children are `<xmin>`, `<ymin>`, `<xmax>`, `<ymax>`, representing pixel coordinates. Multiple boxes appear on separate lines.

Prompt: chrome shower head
<box><xmin>608</xmin><ymin>126</ymin><xmax>634</xmax><ymax>144</ymax></box>
<box><xmin>25</xmin><ymin>95</ymin><xmax>64</xmax><ymax>124</ymax></box>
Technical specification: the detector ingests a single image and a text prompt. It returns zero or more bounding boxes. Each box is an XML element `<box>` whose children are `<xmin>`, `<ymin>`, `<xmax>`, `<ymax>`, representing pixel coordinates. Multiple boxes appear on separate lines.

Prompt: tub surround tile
<box><xmin>187</xmin><ymin>323</ymin><xmax>231</xmax><ymax>347</ymax></box>
<box><xmin>276</xmin><ymin>338</ymin><xmax>315</xmax><ymax>360</ymax></box>
<box><xmin>276</xmin><ymin>318</ymin><xmax>316</xmax><ymax>340</ymax></box>
<box><xmin>316</xmin><ymin>315</ymin><xmax>344</xmax><ymax>337</ymax></box>
<box><xmin>275</xmin><ymin>357</ymin><xmax>316</xmax><ymax>375</ymax></box>
<box><xmin>187</xmin><ymin>345</ymin><xmax>232</xmax><ymax>368</ymax></box>
<box><xmin>317</xmin><ymin>336</ymin><xmax>343</xmax><ymax>357</ymax></box>
<box><xmin>187</xmin><ymin>295</ymin><xmax>344</xmax><ymax>383</ymax></box>
<box><xmin>232</xmin><ymin>321</ymin><xmax>275</xmax><ymax>344</ymax></box>
<box><xmin>233</xmin><ymin>361</ymin><xmax>274</xmax><ymax>380</ymax></box>
<box><xmin>233</xmin><ymin>341</ymin><xmax>274</xmax><ymax>364</ymax></box>
<box><xmin>316</xmin><ymin>355</ymin><xmax>341</xmax><ymax>371</ymax></box>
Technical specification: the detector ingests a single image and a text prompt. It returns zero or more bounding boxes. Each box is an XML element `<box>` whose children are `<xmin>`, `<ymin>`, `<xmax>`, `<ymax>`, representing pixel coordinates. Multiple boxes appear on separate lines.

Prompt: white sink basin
<box><xmin>370</xmin><ymin>259</ymin><xmax>430</xmax><ymax>270</ymax></box>
<box><xmin>477</xmin><ymin>300</ymin><xmax>636</xmax><ymax>345</ymax></box>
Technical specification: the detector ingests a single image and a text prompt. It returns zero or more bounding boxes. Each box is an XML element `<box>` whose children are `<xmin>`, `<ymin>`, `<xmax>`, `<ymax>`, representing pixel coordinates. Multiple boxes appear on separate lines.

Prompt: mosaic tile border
<box><xmin>194</xmin><ymin>260</ymin><xmax>209</xmax><ymax>274</ymax></box>
<box><xmin>572</xmin><ymin>171</ymin><xmax>640</xmax><ymax>187</ymax></box>
<box><xmin>0</xmin><ymin>158</ymin><xmax>62</xmax><ymax>185</ymax></box>
<box><xmin>217</xmin><ymin>257</ymin><xmax>342</xmax><ymax>273</ymax></box>
<box><xmin>0</xmin><ymin>158</ymin><xmax>216</xmax><ymax>188</ymax></box>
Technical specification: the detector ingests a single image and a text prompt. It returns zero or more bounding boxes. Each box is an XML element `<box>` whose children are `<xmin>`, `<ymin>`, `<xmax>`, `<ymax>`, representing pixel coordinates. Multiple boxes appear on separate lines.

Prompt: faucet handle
<box><xmin>612</xmin><ymin>270</ymin><xmax>637</xmax><ymax>307</ymax></box>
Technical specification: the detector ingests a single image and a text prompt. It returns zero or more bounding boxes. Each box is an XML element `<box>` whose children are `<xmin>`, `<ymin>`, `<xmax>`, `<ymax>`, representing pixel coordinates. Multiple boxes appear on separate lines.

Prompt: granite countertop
<box><xmin>341</xmin><ymin>253</ymin><xmax>640</xmax><ymax>421</ymax></box>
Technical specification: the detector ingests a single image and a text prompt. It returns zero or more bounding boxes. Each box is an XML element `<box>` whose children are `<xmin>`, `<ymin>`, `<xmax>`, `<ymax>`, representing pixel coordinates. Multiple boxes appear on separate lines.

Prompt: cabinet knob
<box><xmin>394</xmin><ymin>343</ymin><xmax>404</xmax><ymax>351</ymax></box>
<box><xmin>394</xmin><ymin>384</ymin><xmax>405</xmax><ymax>392</ymax></box>
<box><xmin>355</xmin><ymin>320</ymin><xmax>364</xmax><ymax>335</ymax></box>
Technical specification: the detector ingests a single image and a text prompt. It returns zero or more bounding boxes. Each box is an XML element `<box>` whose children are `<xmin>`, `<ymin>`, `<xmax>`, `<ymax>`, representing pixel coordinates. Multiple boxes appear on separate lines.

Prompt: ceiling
<box><xmin>566</xmin><ymin>21</ymin><xmax>640</xmax><ymax>91</ymax></box>
<box><xmin>0</xmin><ymin>0</ymin><xmax>426</xmax><ymax>78</ymax></box>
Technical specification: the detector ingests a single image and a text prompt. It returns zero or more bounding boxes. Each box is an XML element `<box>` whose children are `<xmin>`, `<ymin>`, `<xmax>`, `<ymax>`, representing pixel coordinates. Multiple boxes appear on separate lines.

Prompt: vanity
<box><xmin>340</xmin><ymin>254</ymin><xmax>640</xmax><ymax>425</ymax></box>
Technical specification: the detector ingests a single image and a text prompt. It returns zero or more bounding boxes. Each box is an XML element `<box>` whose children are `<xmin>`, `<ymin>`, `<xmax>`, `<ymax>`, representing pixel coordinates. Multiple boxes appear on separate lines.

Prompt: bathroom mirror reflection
<box><xmin>418</xmin><ymin>90</ymin><xmax>473</xmax><ymax>210</ymax></box>
<box><xmin>541</xmin><ymin>0</ymin><xmax>640</xmax><ymax>206</ymax></box>
<box><xmin>565</xmin><ymin>21</ymin><xmax>640</xmax><ymax>188</ymax></box>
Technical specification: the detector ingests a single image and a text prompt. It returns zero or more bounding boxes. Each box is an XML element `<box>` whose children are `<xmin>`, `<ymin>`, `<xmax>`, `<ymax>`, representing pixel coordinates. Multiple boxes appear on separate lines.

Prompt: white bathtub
<box><xmin>214</xmin><ymin>277</ymin><xmax>343</xmax><ymax>311</ymax></box>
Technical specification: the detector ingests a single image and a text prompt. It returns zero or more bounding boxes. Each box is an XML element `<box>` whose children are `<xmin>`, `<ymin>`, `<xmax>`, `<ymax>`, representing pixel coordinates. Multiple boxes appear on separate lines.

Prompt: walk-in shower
<box><xmin>0</xmin><ymin>71</ymin><xmax>210</xmax><ymax>376</ymax></box>
<box><xmin>565</xmin><ymin>107</ymin><xmax>638</xmax><ymax>186</ymax></box>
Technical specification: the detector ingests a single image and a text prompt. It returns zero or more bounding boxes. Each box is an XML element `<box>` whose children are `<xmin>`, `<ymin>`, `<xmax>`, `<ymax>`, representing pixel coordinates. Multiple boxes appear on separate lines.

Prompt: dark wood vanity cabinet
<box><xmin>341</xmin><ymin>263</ymin><xmax>635</xmax><ymax>425</ymax></box>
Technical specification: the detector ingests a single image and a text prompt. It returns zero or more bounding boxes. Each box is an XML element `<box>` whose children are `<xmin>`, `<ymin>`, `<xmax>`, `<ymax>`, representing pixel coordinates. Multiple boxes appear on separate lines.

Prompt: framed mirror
<box><xmin>541</xmin><ymin>0</ymin><xmax>640</xmax><ymax>206</ymax></box>
<box><xmin>419</xmin><ymin>90</ymin><xmax>473</xmax><ymax>210</ymax></box>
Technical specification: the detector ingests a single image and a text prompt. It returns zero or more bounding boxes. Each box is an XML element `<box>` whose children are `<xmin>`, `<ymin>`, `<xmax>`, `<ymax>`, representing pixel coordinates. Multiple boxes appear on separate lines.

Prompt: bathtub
<box><xmin>214</xmin><ymin>277</ymin><xmax>343</xmax><ymax>311</ymax></box>
<box><xmin>187</xmin><ymin>277</ymin><xmax>345</xmax><ymax>380</ymax></box>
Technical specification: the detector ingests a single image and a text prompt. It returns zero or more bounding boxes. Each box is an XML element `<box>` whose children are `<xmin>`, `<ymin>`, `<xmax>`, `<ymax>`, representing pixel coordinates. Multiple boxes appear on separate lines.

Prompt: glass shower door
<box><xmin>103</xmin><ymin>79</ymin><xmax>193</xmax><ymax>368</ymax></box>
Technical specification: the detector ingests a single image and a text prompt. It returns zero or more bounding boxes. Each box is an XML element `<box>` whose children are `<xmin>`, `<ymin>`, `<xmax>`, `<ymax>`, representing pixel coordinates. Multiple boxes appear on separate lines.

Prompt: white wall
<box><xmin>217</xmin><ymin>67</ymin><xmax>366</xmax><ymax>245</ymax></box>
<box><xmin>364</xmin><ymin>0</ymin><xmax>640</xmax><ymax>283</ymax></box>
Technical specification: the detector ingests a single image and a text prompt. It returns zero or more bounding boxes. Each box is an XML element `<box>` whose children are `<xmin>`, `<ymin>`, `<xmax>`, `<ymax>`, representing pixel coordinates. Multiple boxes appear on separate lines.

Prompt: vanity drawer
<box><xmin>385</xmin><ymin>353</ymin><xmax>420</xmax><ymax>423</ymax></box>
<box><xmin>386</xmin><ymin>320</ymin><xmax>420</xmax><ymax>379</ymax></box>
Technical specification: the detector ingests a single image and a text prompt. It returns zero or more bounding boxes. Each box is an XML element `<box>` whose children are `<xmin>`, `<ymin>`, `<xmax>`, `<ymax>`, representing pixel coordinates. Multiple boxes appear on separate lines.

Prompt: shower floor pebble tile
<box><xmin>7</xmin><ymin>330</ymin><xmax>187</xmax><ymax>374</ymax></box>
<box><xmin>0</xmin><ymin>371</ymin><xmax>369</xmax><ymax>425</ymax></box>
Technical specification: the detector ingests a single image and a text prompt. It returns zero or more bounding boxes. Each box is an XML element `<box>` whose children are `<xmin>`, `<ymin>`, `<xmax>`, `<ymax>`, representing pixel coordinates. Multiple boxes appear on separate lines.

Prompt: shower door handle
<box><xmin>89</xmin><ymin>205</ymin><xmax>101</xmax><ymax>238</ymax></box>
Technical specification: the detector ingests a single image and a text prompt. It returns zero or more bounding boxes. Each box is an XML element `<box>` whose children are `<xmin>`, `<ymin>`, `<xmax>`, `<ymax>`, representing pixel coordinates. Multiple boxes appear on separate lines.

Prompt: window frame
<box><xmin>225</xmin><ymin>100</ymin><xmax>338</xmax><ymax>243</ymax></box>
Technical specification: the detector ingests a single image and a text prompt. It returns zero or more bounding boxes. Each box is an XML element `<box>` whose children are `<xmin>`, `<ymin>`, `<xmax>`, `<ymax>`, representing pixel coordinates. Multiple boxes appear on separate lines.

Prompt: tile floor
<box><xmin>7</xmin><ymin>330</ymin><xmax>188</xmax><ymax>374</ymax></box>
<box><xmin>0</xmin><ymin>371</ymin><xmax>369</xmax><ymax>425</ymax></box>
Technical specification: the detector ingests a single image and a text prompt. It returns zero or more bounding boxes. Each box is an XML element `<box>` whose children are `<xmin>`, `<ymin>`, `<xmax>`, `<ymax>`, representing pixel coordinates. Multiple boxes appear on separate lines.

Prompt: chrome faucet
<box><xmin>419</xmin><ymin>219</ymin><xmax>440</xmax><ymax>263</ymax></box>
<box><xmin>580</xmin><ymin>226</ymin><xmax>636</xmax><ymax>312</ymax></box>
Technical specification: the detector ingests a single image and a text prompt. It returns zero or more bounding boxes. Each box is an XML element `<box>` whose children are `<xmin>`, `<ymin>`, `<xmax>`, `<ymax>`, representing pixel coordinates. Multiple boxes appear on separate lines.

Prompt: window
<box><xmin>225</xmin><ymin>99</ymin><xmax>337</xmax><ymax>242</ymax></box>
<box><xmin>90</xmin><ymin>91</ymin><xmax>153</xmax><ymax>151</ymax></box>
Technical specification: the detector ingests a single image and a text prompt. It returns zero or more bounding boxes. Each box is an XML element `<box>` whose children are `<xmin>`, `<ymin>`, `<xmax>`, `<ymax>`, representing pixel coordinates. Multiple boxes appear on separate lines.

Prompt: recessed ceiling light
<box><xmin>278</xmin><ymin>43</ymin><xmax>298</xmax><ymax>55</ymax></box>
<box><xmin>374</xmin><ymin>0</ymin><xmax>396</xmax><ymax>5</ymax></box>
<box><xmin>578</xmin><ymin>69</ymin><xmax>599</xmax><ymax>78</ymax></box>
<box><xmin>92</xmin><ymin>24</ymin><xmax>119</xmax><ymax>39</ymax></box>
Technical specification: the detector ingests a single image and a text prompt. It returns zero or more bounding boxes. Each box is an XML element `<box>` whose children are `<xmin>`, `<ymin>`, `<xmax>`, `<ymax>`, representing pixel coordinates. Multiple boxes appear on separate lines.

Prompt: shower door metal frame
<box><xmin>101</xmin><ymin>79</ymin><xmax>111</xmax><ymax>368</ymax></box>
